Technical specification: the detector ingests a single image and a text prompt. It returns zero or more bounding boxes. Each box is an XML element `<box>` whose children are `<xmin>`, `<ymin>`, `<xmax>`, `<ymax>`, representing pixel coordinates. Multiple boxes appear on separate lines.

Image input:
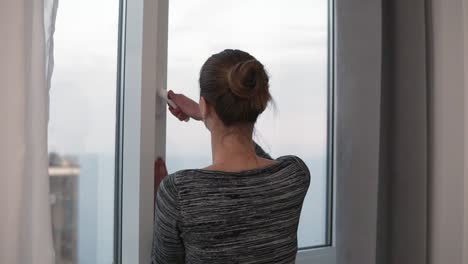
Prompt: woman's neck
<box><xmin>210</xmin><ymin>128</ymin><xmax>257</xmax><ymax>166</ymax></box>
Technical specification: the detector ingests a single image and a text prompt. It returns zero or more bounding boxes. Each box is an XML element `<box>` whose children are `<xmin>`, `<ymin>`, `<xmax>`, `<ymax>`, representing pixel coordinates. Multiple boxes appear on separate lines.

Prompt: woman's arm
<box><xmin>166</xmin><ymin>91</ymin><xmax>272</xmax><ymax>161</ymax></box>
<box><xmin>152</xmin><ymin>175</ymin><xmax>185</xmax><ymax>264</ymax></box>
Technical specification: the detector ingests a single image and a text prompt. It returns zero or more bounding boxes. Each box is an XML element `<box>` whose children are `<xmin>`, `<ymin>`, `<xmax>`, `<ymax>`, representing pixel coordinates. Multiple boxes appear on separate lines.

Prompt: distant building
<box><xmin>49</xmin><ymin>152</ymin><xmax>79</xmax><ymax>264</ymax></box>
<box><xmin>48</xmin><ymin>152</ymin><xmax>114</xmax><ymax>264</ymax></box>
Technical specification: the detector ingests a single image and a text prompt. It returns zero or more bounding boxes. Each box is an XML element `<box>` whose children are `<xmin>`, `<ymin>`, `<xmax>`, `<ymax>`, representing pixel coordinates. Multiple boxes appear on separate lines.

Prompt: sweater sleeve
<box><xmin>254</xmin><ymin>142</ymin><xmax>273</xmax><ymax>160</ymax></box>
<box><xmin>152</xmin><ymin>174</ymin><xmax>185</xmax><ymax>264</ymax></box>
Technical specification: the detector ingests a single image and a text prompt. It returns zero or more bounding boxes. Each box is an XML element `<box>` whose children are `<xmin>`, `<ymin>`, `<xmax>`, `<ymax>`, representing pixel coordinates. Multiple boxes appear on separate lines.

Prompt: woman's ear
<box><xmin>199</xmin><ymin>96</ymin><xmax>208</xmax><ymax>120</ymax></box>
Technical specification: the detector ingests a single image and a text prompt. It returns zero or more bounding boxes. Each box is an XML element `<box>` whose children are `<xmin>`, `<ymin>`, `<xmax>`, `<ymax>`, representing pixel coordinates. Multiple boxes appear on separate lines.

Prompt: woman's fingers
<box><xmin>168</xmin><ymin>90</ymin><xmax>202</xmax><ymax>120</ymax></box>
<box><xmin>169</xmin><ymin>105</ymin><xmax>182</xmax><ymax>116</ymax></box>
<box><xmin>154</xmin><ymin>157</ymin><xmax>168</xmax><ymax>196</ymax></box>
<box><xmin>157</xmin><ymin>158</ymin><xmax>168</xmax><ymax>177</ymax></box>
<box><xmin>170</xmin><ymin>106</ymin><xmax>180</xmax><ymax>115</ymax></box>
<box><xmin>167</xmin><ymin>92</ymin><xmax>188</xmax><ymax>121</ymax></box>
<box><xmin>167</xmin><ymin>90</ymin><xmax>177</xmax><ymax>100</ymax></box>
<box><xmin>169</xmin><ymin>106</ymin><xmax>186</xmax><ymax>120</ymax></box>
<box><xmin>168</xmin><ymin>104</ymin><xmax>188</xmax><ymax>121</ymax></box>
<box><xmin>177</xmin><ymin>112</ymin><xmax>188</xmax><ymax>121</ymax></box>
<box><xmin>162</xmin><ymin>158</ymin><xmax>167</xmax><ymax>173</ymax></box>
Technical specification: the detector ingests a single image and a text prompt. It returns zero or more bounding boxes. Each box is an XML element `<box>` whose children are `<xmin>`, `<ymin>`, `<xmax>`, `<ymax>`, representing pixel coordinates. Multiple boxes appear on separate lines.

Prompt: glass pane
<box><xmin>167</xmin><ymin>0</ymin><xmax>329</xmax><ymax>248</ymax></box>
<box><xmin>47</xmin><ymin>0</ymin><xmax>119</xmax><ymax>263</ymax></box>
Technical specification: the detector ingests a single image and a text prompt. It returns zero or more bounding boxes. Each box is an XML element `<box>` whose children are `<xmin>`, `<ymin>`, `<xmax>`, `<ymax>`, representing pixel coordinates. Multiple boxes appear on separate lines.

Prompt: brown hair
<box><xmin>199</xmin><ymin>49</ymin><xmax>271</xmax><ymax>126</ymax></box>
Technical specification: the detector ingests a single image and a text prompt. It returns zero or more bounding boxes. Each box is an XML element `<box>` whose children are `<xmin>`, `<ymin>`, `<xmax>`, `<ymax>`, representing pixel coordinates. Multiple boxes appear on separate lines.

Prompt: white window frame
<box><xmin>117</xmin><ymin>0</ymin><xmax>338</xmax><ymax>263</ymax></box>
<box><xmin>118</xmin><ymin>0</ymin><xmax>168</xmax><ymax>262</ymax></box>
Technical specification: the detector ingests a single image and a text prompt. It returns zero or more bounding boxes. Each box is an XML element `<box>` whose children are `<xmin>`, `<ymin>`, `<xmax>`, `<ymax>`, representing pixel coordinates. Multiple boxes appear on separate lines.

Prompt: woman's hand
<box><xmin>154</xmin><ymin>157</ymin><xmax>168</xmax><ymax>194</ymax></box>
<box><xmin>167</xmin><ymin>90</ymin><xmax>202</xmax><ymax>121</ymax></box>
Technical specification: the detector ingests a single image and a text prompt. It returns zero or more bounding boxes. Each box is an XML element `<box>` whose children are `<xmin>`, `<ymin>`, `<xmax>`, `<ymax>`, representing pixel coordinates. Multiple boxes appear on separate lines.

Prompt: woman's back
<box><xmin>153</xmin><ymin>49</ymin><xmax>310</xmax><ymax>263</ymax></box>
<box><xmin>152</xmin><ymin>155</ymin><xmax>310</xmax><ymax>264</ymax></box>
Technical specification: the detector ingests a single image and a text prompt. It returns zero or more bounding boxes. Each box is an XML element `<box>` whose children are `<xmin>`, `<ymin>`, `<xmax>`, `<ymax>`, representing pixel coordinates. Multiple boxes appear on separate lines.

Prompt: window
<box><xmin>47</xmin><ymin>0</ymin><xmax>119</xmax><ymax>263</ymax></box>
<box><xmin>118</xmin><ymin>0</ymin><xmax>335</xmax><ymax>262</ymax></box>
<box><xmin>166</xmin><ymin>0</ymin><xmax>332</xmax><ymax>249</ymax></box>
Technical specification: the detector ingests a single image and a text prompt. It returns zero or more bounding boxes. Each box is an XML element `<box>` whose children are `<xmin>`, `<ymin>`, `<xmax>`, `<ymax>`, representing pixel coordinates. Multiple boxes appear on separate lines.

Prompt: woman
<box><xmin>152</xmin><ymin>49</ymin><xmax>310</xmax><ymax>264</ymax></box>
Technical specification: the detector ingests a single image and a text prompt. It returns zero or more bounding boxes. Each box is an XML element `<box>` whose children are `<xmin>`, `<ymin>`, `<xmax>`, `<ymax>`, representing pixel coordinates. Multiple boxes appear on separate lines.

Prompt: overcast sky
<box><xmin>48</xmin><ymin>0</ymin><xmax>119</xmax><ymax>154</ymax></box>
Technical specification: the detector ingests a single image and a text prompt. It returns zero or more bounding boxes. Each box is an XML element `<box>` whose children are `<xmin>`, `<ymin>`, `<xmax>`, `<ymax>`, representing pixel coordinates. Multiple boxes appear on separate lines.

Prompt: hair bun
<box><xmin>199</xmin><ymin>49</ymin><xmax>272</xmax><ymax>126</ymax></box>
<box><xmin>227</xmin><ymin>59</ymin><xmax>268</xmax><ymax>99</ymax></box>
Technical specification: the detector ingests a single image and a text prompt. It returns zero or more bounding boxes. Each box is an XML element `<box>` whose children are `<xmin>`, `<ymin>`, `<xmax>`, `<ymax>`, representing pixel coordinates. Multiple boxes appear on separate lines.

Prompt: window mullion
<box><xmin>120</xmin><ymin>0</ymin><xmax>168</xmax><ymax>263</ymax></box>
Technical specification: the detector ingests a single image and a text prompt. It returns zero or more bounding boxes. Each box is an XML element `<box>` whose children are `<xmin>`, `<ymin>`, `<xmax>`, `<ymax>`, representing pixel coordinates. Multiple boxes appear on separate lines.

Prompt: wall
<box><xmin>429</xmin><ymin>0</ymin><xmax>467</xmax><ymax>263</ymax></box>
<box><xmin>464</xmin><ymin>1</ymin><xmax>468</xmax><ymax>263</ymax></box>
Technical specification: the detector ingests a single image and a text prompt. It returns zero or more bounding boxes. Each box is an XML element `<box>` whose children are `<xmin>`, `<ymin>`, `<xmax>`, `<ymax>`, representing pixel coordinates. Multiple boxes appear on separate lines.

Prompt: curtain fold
<box><xmin>335</xmin><ymin>0</ymin><xmax>382</xmax><ymax>263</ymax></box>
<box><xmin>336</xmin><ymin>1</ymin><xmax>430</xmax><ymax>263</ymax></box>
<box><xmin>0</xmin><ymin>0</ymin><xmax>58</xmax><ymax>263</ymax></box>
<box><xmin>378</xmin><ymin>0</ymin><xmax>430</xmax><ymax>263</ymax></box>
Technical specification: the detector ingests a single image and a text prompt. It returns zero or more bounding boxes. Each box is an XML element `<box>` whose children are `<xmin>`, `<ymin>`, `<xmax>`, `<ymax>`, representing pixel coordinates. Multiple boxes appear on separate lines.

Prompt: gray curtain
<box><xmin>335</xmin><ymin>0</ymin><xmax>430</xmax><ymax>263</ymax></box>
<box><xmin>335</xmin><ymin>0</ymin><xmax>382</xmax><ymax>263</ymax></box>
<box><xmin>378</xmin><ymin>0</ymin><xmax>430</xmax><ymax>264</ymax></box>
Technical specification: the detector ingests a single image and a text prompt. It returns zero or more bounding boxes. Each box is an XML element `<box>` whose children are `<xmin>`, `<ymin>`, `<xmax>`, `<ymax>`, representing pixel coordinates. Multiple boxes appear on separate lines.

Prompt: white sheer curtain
<box><xmin>0</xmin><ymin>0</ymin><xmax>58</xmax><ymax>263</ymax></box>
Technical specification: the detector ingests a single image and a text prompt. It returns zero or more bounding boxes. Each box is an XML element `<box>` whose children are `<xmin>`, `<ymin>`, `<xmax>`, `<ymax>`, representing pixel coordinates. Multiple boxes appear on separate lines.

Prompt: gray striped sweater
<box><xmin>152</xmin><ymin>145</ymin><xmax>310</xmax><ymax>264</ymax></box>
